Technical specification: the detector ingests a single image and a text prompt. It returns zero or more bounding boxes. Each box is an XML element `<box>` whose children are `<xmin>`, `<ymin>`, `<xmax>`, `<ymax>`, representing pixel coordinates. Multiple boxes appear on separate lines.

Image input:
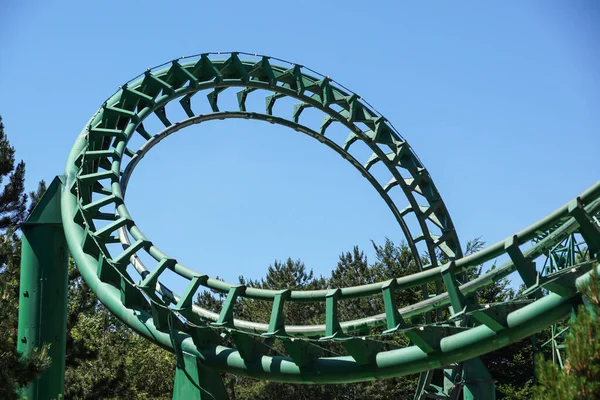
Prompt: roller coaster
<box><xmin>16</xmin><ymin>52</ymin><xmax>600</xmax><ymax>399</ymax></box>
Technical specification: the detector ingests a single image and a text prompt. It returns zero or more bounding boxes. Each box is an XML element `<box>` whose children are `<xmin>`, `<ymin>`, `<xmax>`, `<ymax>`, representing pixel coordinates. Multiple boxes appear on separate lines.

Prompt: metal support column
<box><xmin>461</xmin><ymin>358</ymin><xmax>495</xmax><ymax>400</ymax></box>
<box><xmin>16</xmin><ymin>177</ymin><xmax>69</xmax><ymax>400</ymax></box>
<box><xmin>173</xmin><ymin>352</ymin><xmax>228</xmax><ymax>400</ymax></box>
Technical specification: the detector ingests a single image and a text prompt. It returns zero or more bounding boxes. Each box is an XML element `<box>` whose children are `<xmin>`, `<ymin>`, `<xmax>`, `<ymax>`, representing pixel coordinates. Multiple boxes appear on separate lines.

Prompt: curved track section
<box><xmin>62</xmin><ymin>52</ymin><xmax>600</xmax><ymax>384</ymax></box>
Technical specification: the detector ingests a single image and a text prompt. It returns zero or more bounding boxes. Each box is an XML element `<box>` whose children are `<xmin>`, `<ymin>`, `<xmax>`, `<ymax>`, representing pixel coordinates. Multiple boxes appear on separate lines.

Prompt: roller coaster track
<box><xmin>17</xmin><ymin>53</ymin><xmax>600</xmax><ymax>399</ymax></box>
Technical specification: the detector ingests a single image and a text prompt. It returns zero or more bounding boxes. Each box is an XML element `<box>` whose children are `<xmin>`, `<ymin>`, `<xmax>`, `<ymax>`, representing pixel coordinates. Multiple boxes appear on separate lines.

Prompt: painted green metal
<box><xmin>16</xmin><ymin>52</ymin><xmax>600</xmax><ymax>399</ymax></box>
<box><xmin>531</xmin><ymin>226</ymin><xmax>598</xmax><ymax>376</ymax></box>
<box><xmin>265</xmin><ymin>289</ymin><xmax>290</xmax><ymax>336</ymax></box>
<box><xmin>173</xmin><ymin>352</ymin><xmax>228</xmax><ymax>400</ymax></box>
<box><xmin>17</xmin><ymin>177</ymin><xmax>69</xmax><ymax>399</ymax></box>
<box><xmin>461</xmin><ymin>358</ymin><xmax>495</xmax><ymax>400</ymax></box>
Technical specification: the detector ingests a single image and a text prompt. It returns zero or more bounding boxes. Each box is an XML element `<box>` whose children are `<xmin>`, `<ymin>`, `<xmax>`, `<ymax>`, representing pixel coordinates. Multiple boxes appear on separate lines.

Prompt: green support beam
<box><xmin>173</xmin><ymin>352</ymin><xmax>228</xmax><ymax>400</ymax></box>
<box><xmin>17</xmin><ymin>177</ymin><xmax>69</xmax><ymax>400</ymax></box>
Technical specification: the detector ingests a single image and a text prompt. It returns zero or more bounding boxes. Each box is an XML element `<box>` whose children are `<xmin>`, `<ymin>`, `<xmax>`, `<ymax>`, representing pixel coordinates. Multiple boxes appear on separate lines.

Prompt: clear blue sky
<box><xmin>1</xmin><ymin>1</ymin><xmax>598</xmax><ymax>289</ymax></box>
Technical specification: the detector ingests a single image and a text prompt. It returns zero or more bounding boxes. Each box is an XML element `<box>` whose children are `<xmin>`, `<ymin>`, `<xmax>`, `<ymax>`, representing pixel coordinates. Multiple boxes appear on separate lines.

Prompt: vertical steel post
<box><xmin>461</xmin><ymin>358</ymin><xmax>496</xmax><ymax>400</ymax></box>
<box><xmin>17</xmin><ymin>177</ymin><xmax>69</xmax><ymax>400</ymax></box>
<box><xmin>173</xmin><ymin>352</ymin><xmax>228</xmax><ymax>400</ymax></box>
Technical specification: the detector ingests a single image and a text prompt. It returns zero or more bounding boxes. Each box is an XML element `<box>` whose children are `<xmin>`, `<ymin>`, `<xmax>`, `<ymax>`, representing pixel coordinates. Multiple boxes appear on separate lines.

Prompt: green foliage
<box><xmin>27</xmin><ymin>180</ymin><xmax>46</xmax><ymax>216</ymax></box>
<box><xmin>483</xmin><ymin>336</ymin><xmax>539</xmax><ymax>400</ymax></box>
<box><xmin>0</xmin><ymin>267</ymin><xmax>51</xmax><ymax>400</ymax></box>
<box><xmin>0</xmin><ymin>116</ymin><xmax>51</xmax><ymax>398</ymax></box>
<box><xmin>533</xmin><ymin>269</ymin><xmax>600</xmax><ymax>400</ymax></box>
<box><xmin>0</xmin><ymin>116</ymin><xmax>27</xmax><ymax>229</ymax></box>
<box><xmin>63</xmin><ymin>266</ymin><xmax>176</xmax><ymax>400</ymax></box>
<box><xmin>496</xmin><ymin>379</ymin><xmax>534</xmax><ymax>400</ymax></box>
<box><xmin>330</xmin><ymin>246</ymin><xmax>382</xmax><ymax>321</ymax></box>
<box><xmin>237</xmin><ymin>258</ymin><xmax>326</xmax><ymax>326</ymax></box>
<box><xmin>371</xmin><ymin>237</ymin><xmax>429</xmax><ymax>309</ymax></box>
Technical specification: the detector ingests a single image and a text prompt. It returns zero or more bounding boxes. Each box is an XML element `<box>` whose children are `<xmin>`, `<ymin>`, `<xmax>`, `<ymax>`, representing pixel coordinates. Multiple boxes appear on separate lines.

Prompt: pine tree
<box><xmin>0</xmin><ymin>115</ymin><xmax>51</xmax><ymax>399</ymax></box>
<box><xmin>27</xmin><ymin>180</ymin><xmax>46</xmax><ymax>216</ymax></box>
<box><xmin>0</xmin><ymin>116</ymin><xmax>27</xmax><ymax>229</ymax></box>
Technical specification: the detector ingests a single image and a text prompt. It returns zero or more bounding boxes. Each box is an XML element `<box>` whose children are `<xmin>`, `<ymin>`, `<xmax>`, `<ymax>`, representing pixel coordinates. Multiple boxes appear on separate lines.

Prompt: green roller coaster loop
<box><xmin>16</xmin><ymin>52</ymin><xmax>600</xmax><ymax>399</ymax></box>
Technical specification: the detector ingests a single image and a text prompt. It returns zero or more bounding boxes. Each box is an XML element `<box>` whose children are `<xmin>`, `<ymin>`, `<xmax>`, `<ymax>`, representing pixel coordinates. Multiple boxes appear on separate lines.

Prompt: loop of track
<box><xmin>62</xmin><ymin>52</ymin><xmax>600</xmax><ymax>383</ymax></box>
